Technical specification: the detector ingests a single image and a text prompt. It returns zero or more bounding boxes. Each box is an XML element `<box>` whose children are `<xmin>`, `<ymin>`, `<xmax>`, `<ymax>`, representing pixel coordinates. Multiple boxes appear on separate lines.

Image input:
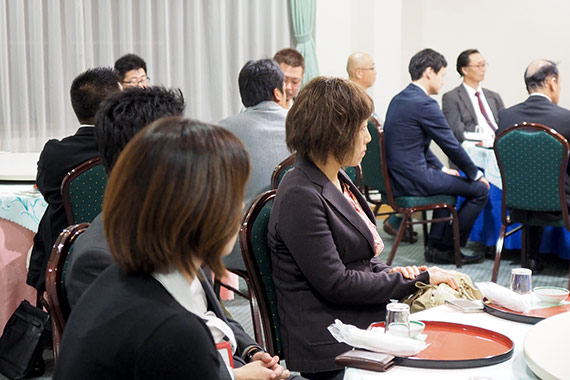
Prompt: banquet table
<box><xmin>343</xmin><ymin>304</ymin><xmax>539</xmax><ymax>380</ymax></box>
<box><xmin>0</xmin><ymin>152</ymin><xmax>39</xmax><ymax>182</ymax></box>
<box><xmin>462</xmin><ymin>142</ymin><xmax>570</xmax><ymax>260</ymax></box>
<box><xmin>0</xmin><ymin>184</ymin><xmax>47</xmax><ymax>332</ymax></box>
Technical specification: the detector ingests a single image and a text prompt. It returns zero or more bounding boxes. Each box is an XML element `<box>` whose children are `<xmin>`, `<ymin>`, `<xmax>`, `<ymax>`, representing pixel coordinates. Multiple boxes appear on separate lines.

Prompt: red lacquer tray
<box><xmin>483</xmin><ymin>296</ymin><xmax>570</xmax><ymax>324</ymax></box>
<box><xmin>369</xmin><ymin>321</ymin><xmax>513</xmax><ymax>369</ymax></box>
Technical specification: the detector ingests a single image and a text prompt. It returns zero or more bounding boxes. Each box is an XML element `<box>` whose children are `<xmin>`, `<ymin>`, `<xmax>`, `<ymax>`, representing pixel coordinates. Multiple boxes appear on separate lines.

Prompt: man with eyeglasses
<box><xmin>442</xmin><ymin>49</ymin><xmax>504</xmax><ymax>143</ymax></box>
<box><xmin>114</xmin><ymin>53</ymin><xmax>150</xmax><ymax>88</ymax></box>
<box><xmin>346</xmin><ymin>52</ymin><xmax>376</xmax><ymax>90</ymax></box>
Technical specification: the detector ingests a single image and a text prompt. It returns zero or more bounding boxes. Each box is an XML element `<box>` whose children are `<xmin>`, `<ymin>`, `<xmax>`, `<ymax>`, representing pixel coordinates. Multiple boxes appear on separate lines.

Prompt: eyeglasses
<box><xmin>122</xmin><ymin>76</ymin><xmax>150</xmax><ymax>87</ymax></box>
<box><xmin>359</xmin><ymin>67</ymin><xmax>375</xmax><ymax>71</ymax></box>
<box><xmin>467</xmin><ymin>62</ymin><xmax>488</xmax><ymax>69</ymax></box>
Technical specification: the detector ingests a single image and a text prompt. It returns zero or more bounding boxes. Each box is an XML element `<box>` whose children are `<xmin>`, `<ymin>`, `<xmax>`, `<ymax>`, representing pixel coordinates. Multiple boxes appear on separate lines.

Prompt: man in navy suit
<box><xmin>384</xmin><ymin>49</ymin><xmax>489</xmax><ymax>264</ymax></box>
<box><xmin>497</xmin><ymin>59</ymin><xmax>570</xmax><ymax>271</ymax></box>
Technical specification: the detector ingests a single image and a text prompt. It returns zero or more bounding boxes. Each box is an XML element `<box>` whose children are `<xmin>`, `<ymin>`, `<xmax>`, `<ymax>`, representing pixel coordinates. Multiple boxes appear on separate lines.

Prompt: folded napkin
<box><xmin>475</xmin><ymin>281</ymin><xmax>531</xmax><ymax>313</ymax></box>
<box><xmin>327</xmin><ymin>319</ymin><xmax>428</xmax><ymax>357</ymax></box>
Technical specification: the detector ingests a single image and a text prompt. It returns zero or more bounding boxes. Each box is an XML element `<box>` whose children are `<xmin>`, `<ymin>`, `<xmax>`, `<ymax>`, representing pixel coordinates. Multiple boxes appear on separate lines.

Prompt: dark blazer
<box><xmin>27</xmin><ymin>126</ymin><xmax>100</xmax><ymax>292</ymax></box>
<box><xmin>384</xmin><ymin>84</ymin><xmax>480</xmax><ymax>197</ymax></box>
<box><xmin>267</xmin><ymin>156</ymin><xmax>429</xmax><ymax>372</ymax></box>
<box><xmin>442</xmin><ymin>84</ymin><xmax>505</xmax><ymax>142</ymax></box>
<box><xmin>55</xmin><ymin>265</ymin><xmax>220</xmax><ymax>380</ymax></box>
<box><xmin>64</xmin><ymin>213</ymin><xmax>260</xmax><ymax>378</ymax></box>
<box><xmin>498</xmin><ymin>95</ymin><xmax>570</xmax><ymax>204</ymax></box>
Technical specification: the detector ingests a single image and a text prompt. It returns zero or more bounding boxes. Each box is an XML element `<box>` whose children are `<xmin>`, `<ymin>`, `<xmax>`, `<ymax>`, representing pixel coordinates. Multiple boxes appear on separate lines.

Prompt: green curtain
<box><xmin>289</xmin><ymin>0</ymin><xmax>319</xmax><ymax>86</ymax></box>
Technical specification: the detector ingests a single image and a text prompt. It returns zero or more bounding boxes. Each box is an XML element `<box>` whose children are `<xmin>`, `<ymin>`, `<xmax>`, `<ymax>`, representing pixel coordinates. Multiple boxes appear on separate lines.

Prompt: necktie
<box><xmin>475</xmin><ymin>91</ymin><xmax>497</xmax><ymax>131</ymax></box>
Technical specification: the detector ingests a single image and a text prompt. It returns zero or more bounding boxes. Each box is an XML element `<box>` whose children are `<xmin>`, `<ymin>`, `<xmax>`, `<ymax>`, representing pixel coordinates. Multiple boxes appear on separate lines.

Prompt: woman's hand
<box><xmin>388</xmin><ymin>265</ymin><xmax>427</xmax><ymax>279</ymax></box>
<box><xmin>235</xmin><ymin>352</ymin><xmax>290</xmax><ymax>380</ymax></box>
<box><xmin>427</xmin><ymin>266</ymin><xmax>459</xmax><ymax>290</ymax></box>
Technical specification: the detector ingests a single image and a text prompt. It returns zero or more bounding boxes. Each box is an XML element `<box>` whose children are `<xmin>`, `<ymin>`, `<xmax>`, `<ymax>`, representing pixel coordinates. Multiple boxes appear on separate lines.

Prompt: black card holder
<box><xmin>335</xmin><ymin>349</ymin><xmax>395</xmax><ymax>372</ymax></box>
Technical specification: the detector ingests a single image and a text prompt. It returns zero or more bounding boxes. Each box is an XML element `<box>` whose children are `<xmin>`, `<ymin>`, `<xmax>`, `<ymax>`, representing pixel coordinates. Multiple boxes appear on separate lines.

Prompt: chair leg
<box><xmin>386</xmin><ymin>212</ymin><xmax>411</xmax><ymax>266</ymax></box>
<box><xmin>421</xmin><ymin>211</ymin><xmax>428</xmax><ymax>248</ymax></box>
<box><xmin>492</xmin><ymin>225</ymin><xmax>508</xmax><ymax>282</ymax></box>
<box><xmin>450</xmin><ymin>208</ymin><xmax>462</xmax><ymax>268</ymax></box>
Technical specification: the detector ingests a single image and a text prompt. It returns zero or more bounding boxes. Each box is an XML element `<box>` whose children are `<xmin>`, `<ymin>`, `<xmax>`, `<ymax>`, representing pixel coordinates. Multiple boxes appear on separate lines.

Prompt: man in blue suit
<box><xmin>384</xmin><ymin>48</ymin><xmax>489</xmax><ymax>264</ymax></box>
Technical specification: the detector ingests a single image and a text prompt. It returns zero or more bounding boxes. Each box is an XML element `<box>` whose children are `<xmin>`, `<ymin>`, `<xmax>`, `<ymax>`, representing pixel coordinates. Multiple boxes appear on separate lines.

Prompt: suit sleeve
<box><xmin>420</xmin><ymin>99</ymin><xmax>479</xmax><ymax>180</ymax></box>
<box><xmin>135</xmin><ymin>314</ymin><xmax>220</xmax><ymax>379</ymax></box>
<box><xmin>276</xmin><ymin>188</ymin><xmax>429</xmax><ymax>305</ymax></box>
<box><xmin>442</xmin><ymin>92</ymin><xmax>469</xmax><ymax>142</ymax></box>
<box><xmin>36</xmin><ymin>140</ymin><xmax>59</xmax><ymax>200</ymax></box>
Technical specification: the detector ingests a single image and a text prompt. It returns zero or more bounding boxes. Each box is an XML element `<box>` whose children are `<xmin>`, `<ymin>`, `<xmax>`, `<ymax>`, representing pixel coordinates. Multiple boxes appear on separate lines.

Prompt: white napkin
<box><xmin>327</xmin><ymin>319</ymin><xmax>428</xmax><ymax>357</ymax></box>
<box><xmin>475</xmin><ymin>282</ymin><xmax>532</xmax><ymax>313</ymax></box>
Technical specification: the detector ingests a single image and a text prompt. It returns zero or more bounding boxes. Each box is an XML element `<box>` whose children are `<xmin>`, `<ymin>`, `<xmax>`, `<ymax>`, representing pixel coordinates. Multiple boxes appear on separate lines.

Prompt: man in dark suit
<box><xmin>65</xmin><ymin>87</ymin><xmax>293</xmax><ymax>380</ymax></box>
<box><xmin>384</xmin><ymin>48</ymin><xmax>489</xmax><ymax>264</ymax></box>
<box><xmin>497</xmin><ymin>59</ymin><xmax>570</xmax><ymax>271</ymax></box>
<box><xmin>443</xmin><ymin>49</ymin><xmax>505</xmax><ymax>144</ymax></box>
<box><xmin>26</xmin><ymin>67</ymin><xmax>121</xmax><ymax>293</ymax></box>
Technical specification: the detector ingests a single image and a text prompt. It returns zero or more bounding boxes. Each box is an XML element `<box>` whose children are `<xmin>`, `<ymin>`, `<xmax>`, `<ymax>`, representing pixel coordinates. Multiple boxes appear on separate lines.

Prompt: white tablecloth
<box><xmin>462</xmin><ymin>141</ymin><xmax>502</xmax><ymax>189</ymax></box>
<box><xmin>0</xmin><ymin>152</ymin><xmax>39</xmax><ymax>181</ymax></box>
<box><xmin>344</xmin><ymin>305</ymin><xmax>539</xmax><ymax>380</ymax></box>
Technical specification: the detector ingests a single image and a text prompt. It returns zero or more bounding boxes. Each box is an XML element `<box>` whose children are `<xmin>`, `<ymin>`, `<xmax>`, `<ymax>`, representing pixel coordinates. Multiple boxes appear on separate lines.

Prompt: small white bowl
<box><xmin>534</xmin><ymin>286</ymin><xmax>569</xmax><ymax>304</ymax></box>
<box><xmin>410</xmin><ymin>320</ymin><xmax>425</xmax><ymax>337</ymax></box>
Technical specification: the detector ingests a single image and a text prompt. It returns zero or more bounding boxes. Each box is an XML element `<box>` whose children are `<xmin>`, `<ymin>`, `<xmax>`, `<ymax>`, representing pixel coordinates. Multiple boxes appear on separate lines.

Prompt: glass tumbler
<box><xmin>510</xmin><ymin>268</ymin><xmax>532</xmax><ymax>294</ymax></box>
<box><xmin>385</xmin><ymin>303</ymin><xmax>410</xmax><ymax>337</ymax></box>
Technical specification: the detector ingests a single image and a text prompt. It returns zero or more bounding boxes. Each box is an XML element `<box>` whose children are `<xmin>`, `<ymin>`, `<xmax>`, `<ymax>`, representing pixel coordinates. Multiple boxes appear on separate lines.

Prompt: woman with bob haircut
<box><xmin>55</xmin><ymin>117</ymin><xmax>286</xmax><ymax>379</ymax></box>
<box><xmin>267</xmin><ymin>77</ymin><xmax>459</xmax><ymax>379</ymax></box>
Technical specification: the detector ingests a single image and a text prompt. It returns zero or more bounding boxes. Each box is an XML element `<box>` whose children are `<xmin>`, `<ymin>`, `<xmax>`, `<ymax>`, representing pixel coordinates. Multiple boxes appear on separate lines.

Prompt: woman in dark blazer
<box><xmin>55</xmin><ymin>118</ymin><xmax>284</xmax><ymax>379</ymax></box>
<box><xmin>267</xmin><ymin>77</ymin><xmax>459</xmax><ymax>380</ymax></box>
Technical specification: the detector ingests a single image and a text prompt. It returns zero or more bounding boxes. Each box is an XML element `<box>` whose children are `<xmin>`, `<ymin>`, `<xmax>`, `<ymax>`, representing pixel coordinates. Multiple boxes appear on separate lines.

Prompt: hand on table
<box><xmin>389</xmin><ymin>265</ymin><xmax>428</xmax><ymax>279</ymax></box>
<box><xmin>427</xmin><ymin>266</ymin><xmax>459</xmax><ymax>290</ymax></box>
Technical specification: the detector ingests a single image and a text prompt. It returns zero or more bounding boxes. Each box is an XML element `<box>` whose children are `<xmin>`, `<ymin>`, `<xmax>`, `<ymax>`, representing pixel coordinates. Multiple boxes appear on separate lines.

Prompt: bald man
<box><xmin>498</xmin><ymin>59</ymin><xmax>570</xmax><ymax>271</ymax></box>
<box><xmin>347</xmin><ymin>52</ymin><xmax>376</xmax><ymax>89</ymax></box>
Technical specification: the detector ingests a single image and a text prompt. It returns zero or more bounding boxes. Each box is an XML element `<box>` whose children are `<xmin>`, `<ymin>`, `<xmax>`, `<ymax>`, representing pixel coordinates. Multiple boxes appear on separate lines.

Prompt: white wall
<box><xmin>315</xmin><ymin>0</ymin><xmax>570</xmax><ymax>161</ymax></box>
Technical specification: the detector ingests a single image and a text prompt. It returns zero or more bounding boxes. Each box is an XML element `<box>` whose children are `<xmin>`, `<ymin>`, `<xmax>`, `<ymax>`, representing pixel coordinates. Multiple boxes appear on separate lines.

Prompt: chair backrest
<box><xmin>45</xmin><ymin>222</ymin><xmax>90</xmax><ymax>361</ymax></box>
<box><xmin>239</xmin><ymin>190</ymin><xmax>282</xmax><ymax>357</ymax></box>
<box><xmin>271</xmin><ymin>153</ymin><xmax>296</xmax><ymax>189</ymax></box>
<box><xmin>360</xmin><ymin>119</ymin><xmax>396</xmax><ymax>203</ymax></box>
<box><xmin>495</xmin><ymin>123</ymin><xmax>570</xmax><ymax>228</ymax></box>
<box><xmin>61</xmin><ymin>157</ymin><xmax>107</xmax><ymax>225</ymax></box>
<box><xmin>344</xmin><ymin>165</ymin><xmax>361</xmax><ymax>187</ymax></box>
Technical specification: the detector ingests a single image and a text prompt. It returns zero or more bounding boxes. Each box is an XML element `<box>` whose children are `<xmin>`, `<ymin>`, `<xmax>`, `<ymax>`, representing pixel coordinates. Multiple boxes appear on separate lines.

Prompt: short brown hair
<box><xmin>286</xmin><ymin>77</ymin><xmax>373</xmax><ymax>165</ymax></box>
<box><xmin>103</xmin><ymin>116</ymin><xmax>250</xmax><ymax>279</ymax></box>
<box><xmin>273</xmin><ymin>48</ymin><xmax>305</xmax><ymax>71</ymax></box>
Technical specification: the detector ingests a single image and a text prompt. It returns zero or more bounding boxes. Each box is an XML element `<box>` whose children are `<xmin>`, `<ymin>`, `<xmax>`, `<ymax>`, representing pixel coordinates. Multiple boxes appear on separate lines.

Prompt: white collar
<box><xmin>411</xmin><ymin>82</ymin><xmax>429</xmax><ymax>95</ymax></box>
<box><xmin>529</xmin><ymin>92</ymin><xmax>552</xmax><ymax>102</ymax></box>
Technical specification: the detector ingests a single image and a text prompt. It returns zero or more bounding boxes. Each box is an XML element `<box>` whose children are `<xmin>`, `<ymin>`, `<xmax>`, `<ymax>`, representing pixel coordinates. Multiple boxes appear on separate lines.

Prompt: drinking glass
<box><xmin>385</xmin><ymin>303</ymin><xmax>410</xmax><ymax>337</ymax></box>
<box><xmin>510</xmin><ymin>268</ymin><xmax>532</xmax><ymax>294</ymax></box>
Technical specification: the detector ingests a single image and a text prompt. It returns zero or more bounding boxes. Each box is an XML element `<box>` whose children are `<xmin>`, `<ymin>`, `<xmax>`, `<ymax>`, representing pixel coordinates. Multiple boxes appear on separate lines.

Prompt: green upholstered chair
<box><xmin>492</xmin><ymin>123</ymin><xmax>570</xmax><ymax>283</ymax></box>
<box><xmin>271</xmin><ymin>153</ymin><xmax>361</xmax><ymax>190</ymax></box>
<box><xmin>45</xmin><ymin>223</ymin><xmax>90</xmax><ymax>362</ymax></box>
<box><xmin>360</xmin><ymin>121</ymin><xmax>463</xmax><ymax>267</ymax></box>
<box><xmin>61</xmin><ymin>157</ymin><xmax>107</xmax><ymax>225</ymax></box>
<box><xmin>239</xmin><ymin>190</ymin><xmax>282</xmax><ymax>357</ymax></box>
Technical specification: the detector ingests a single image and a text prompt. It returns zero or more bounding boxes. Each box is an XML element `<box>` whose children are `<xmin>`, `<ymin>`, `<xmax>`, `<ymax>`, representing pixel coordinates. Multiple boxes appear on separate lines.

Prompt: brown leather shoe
<box><xmin>383</xmin><ymin>219</ymin><xmax>418</xmax><ymax>243</ymax></box>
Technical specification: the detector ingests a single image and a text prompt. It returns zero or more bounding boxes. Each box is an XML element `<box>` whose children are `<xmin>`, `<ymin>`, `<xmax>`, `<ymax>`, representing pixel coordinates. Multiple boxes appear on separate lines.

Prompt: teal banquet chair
<box><xmin>239</xmin><ymin>190</ymin><xmax>282</xmax><ymax>357</ymax></box>
<box><xmin>360</xmin><ymin>122</ymin><xmax>463</xmax><ymax>267</ymax></box>
<box><xmin>492</xmin><ymin>123</ymin><xmax>570</xmax><ymax>284</ymax></box>
<box><xmin>61</xmin><ymin>157</ymin><xmax>107</xmax><ymax>225</ymax></box>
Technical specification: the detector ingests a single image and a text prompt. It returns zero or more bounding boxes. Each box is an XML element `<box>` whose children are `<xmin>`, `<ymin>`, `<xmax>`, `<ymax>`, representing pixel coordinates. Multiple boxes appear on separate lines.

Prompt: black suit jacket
<box><xmin>442</xmin><ymin>84</ymin><xmax>504</xmax><ymax>142</ymax></box>
<box><xmin>498</xmin><ymin>95</ymin><xmax>570</xmax><ymax>204</ymax></box>
<box><xmin>64</xmin><ymin>212</ymin><xmax>260</xmax><ymax>378</ymax></box>
<box><xmin>384</xmin><ymin>84</ymin><xmax>480</xmax><ymax>197</ymax></box>
<box><xmin>267</xmin><ymin>156</ymin><xmax>429</xmax><ymax>372</ymax></box>
<box><xmin>27</xmin><ymin>126</ymin><xmax>99</xmax><ymax>292</ymax></box>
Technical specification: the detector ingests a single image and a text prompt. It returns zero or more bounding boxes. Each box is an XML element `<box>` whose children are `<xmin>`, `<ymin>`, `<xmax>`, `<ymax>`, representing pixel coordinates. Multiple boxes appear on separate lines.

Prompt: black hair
<box><xmin>456</xmin><ymin>49</ymin><xmax>480</xmax><ymax>76</ymax></box>
<box><xmin>524</xmin><ymin>60</ymin><xmax>559</xmax><ymax>92</ymax></box>
<box><xmin>70</xmin><ymin>67</ymin><xmax>120</xmax><ymax>124</ymax></box>
<box><xmin>408</xmin><ymin>48</ymin><xmax>448</xmax><ymax>81</ymax></box>
<box><xmin>114</xmin><ymin>53</ymin><xmax>147</xmax><ymax>82</ymax></box>
<box><xmin>238</xmin><ymin>59</ymin><xmax>284</xmax><ymax>107</ymax></box>
<box><xmin>94</xmin><ymin>86</ymin><xmax>185</xmax><ymax>173</ymax></box>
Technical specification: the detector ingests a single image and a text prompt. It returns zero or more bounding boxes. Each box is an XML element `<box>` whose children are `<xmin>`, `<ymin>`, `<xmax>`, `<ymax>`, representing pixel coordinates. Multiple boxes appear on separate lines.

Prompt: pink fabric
<box><xmin>342</xmin><ymin>184</ymin><xmax>384</xmax><ymax>256</ymax></box>
<box><xmin>0</xmin><ymin>218</ymin><xmax>37</xmax><ymax>332</ymax></box>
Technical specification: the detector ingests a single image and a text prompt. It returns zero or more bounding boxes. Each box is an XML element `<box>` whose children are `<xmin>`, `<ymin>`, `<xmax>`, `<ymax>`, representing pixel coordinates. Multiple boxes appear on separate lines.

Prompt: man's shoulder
<box><xmin>442</xmin><ymin>84</ymin><xmax>464</xmax><ymax>99</ymax></box>
<box><xmin>482</xmin><ymin>87</ymin><xmax>502</xmax><ymax>98</ymax></box>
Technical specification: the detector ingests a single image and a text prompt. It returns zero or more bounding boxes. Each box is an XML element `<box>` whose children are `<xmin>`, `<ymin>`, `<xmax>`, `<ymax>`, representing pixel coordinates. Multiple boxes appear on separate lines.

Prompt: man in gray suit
<box><xmin>442</xmin><ymin>49</ymin><xmax>505</xmax><ymax>144</ymax></box>
<box><xmin>219</xmin><ymin>58</ymin><xmax>289</xmax><ymax>271</ymax></box>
